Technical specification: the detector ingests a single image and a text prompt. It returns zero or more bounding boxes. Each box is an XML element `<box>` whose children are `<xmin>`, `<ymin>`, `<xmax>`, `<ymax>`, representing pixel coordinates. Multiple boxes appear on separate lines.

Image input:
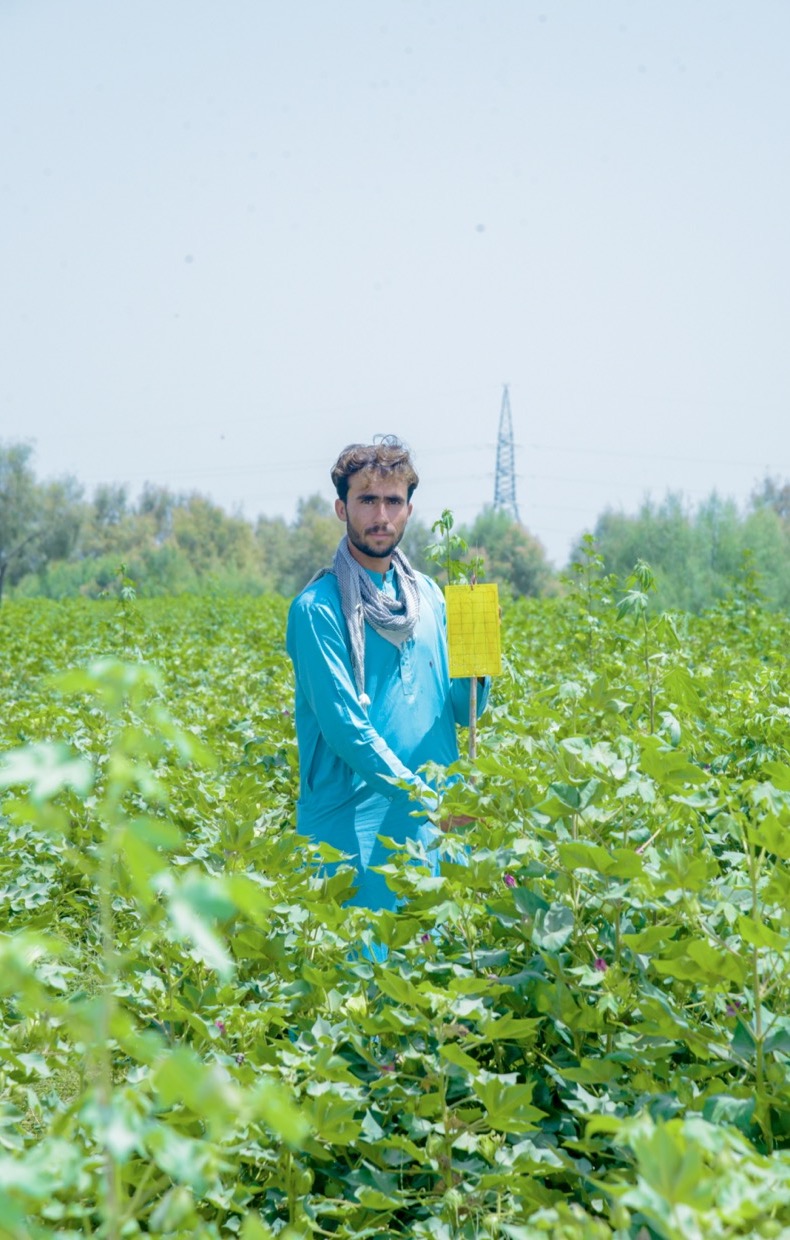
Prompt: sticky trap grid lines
<box><xmin>445</xmin><ymin>583</ymin><xmax>502</xmax><ymax>678</ymax></box>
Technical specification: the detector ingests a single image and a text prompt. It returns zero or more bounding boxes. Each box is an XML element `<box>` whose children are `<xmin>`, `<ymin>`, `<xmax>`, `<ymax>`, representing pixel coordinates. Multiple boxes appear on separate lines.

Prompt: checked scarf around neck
<box><xmin>312</xmin><ymin>536</ymin><xmax>421</xmax><ymax>709</ymax></box>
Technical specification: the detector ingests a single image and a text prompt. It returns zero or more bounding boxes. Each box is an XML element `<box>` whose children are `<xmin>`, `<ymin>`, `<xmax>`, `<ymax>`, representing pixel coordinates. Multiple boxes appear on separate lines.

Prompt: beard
<box><xmin>346</xmin><ymin>519</ymin><xmax>405</xmax><ymax>562</ymax></box>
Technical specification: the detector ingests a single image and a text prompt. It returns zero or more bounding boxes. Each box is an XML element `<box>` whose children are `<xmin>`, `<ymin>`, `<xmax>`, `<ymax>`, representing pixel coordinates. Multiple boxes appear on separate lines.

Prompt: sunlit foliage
<box><xmin>1</xmin><ymin>557</ymin><xmax>789</xmax><ymax>1236</ymax></box>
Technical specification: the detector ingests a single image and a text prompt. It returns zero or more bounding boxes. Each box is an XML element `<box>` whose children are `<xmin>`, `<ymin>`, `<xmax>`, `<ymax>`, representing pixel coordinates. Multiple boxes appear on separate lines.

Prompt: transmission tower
<box><xmin>493</xmin><ymin>384</ymin><xmax>521</xmax><ymax>524</ymax></box>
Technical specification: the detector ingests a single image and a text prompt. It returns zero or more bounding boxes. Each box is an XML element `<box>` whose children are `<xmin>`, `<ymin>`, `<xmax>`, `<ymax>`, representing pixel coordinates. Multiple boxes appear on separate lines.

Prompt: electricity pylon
<box><xmin>493</xmin><ymin>384</ymin><xmax>520</xmax><ymax>524</ymax></box>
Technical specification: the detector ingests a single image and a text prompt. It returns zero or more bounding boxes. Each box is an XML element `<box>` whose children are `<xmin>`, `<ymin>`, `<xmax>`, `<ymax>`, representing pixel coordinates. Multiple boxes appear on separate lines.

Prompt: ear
<box><xmin>335</xmin><ymin>498</ymin><xmax>347</xmax><ymax>522</ymax></box>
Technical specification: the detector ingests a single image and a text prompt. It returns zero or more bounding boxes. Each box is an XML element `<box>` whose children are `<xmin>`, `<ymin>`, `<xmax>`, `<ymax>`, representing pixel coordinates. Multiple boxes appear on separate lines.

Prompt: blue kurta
<box><xmin>286</xmin><ymin>565</ymin><xmax>488</xmax><ymax>910</ymax></box>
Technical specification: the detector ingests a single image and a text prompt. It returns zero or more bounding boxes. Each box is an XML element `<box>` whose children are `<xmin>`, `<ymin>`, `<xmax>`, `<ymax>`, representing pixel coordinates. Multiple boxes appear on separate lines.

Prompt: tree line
<box><xmin>2</xmin><ymin>440</ymin><xmax>789</xmax><ymax>609</ymax></box>
<box><xmin>0</xmin><ymin>442</ymin><xmax>552</xmax><ymax>603</ymax></box>
<box><xmin>581</xmin><ymin>479</ymin><xmax>790</xmax><ymax>611</ymax></box>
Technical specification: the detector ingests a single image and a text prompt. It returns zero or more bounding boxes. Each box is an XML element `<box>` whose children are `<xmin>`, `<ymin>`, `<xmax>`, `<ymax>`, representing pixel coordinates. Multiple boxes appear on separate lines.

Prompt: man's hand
<box><xmin>440</xmin><ymin>813</ymin><xmax>478</xmax><ymax>833</ymax></box>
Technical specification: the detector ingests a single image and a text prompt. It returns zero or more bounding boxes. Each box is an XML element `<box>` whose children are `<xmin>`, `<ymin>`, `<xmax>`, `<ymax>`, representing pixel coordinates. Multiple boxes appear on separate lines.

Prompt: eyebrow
<box><xmin>357</xmin><ymin>491</ymin><xmax>406</xmax><ymax>501</ymax></box>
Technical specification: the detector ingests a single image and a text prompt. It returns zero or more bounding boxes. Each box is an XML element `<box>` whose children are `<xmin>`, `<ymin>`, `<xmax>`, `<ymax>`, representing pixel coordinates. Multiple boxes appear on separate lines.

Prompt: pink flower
<box><xmin>503</xmin><ymin>873</ymin><xmax>517</xmax><ymax>889</ymax></box>
<box><xmin>593</xmin><ymin>957</ymin><xmax>608</xmax><ymax>973</ymax></box>
<box><xmin>215</xmin><ymin>1019</ymin><xmax>227</xmax><ymax>1035</ymax></box>
<box><xmin>420</xmin><ymin>933</ymin><xmax>431</xmax><ymax>944</ymax></box>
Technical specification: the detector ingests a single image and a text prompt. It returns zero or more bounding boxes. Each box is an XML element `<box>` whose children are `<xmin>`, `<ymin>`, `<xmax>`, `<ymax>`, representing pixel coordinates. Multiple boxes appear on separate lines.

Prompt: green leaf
<box><xmin>737</xmin><ymin>914</ymin><xmax>788</xmax><ymax>952</ymax></box>
<box><xmin>149</xmin><ymin>1186</ymin><xmax>196</xmax><ymax>1232</ymax></box>
<box><xmin>608</xmin><ymin>847</ymin><xmax>645</xmax><ymax>878</ymax></box>
<box><xmin>761</xmin><ymin>761</ymin><xmax>790</xmax><ymax>791</ymax></box>
<box><xmin>307</xmin><ymin>1089</ymin><xmax>361</xmax><ymax>1145</ymax></box>
<box><xmin>472</xmin><ymin>1073</ymin><xmax>545</xmax><ymax>1134</ymax></box>
<box><xmin>558</xmin><ymin>1058</ymin><xmax>621</xmax><ymax>1085</ymax></box>
<box><xmin>557</xmin><ymin>841</ymin><xmax>614</xmax><ymax>875</ymax></box>
<box><xmin>640</xmin><ymin>736</ymin><xmax>709</xmax><ymax>787</ymax></box>
<box><xmin>376</xmin><ymin>970</ymin><xmax>428</xmax><ymax>1010</ymax></box>
<box><xmin>0</xmin><ymin>742</ymin><xmax>93</xmax><ymax>804</ymax></box>
<box><xmin>653</xmin><ymin>940</ymin><xmax>747</xmax><ymax>985</ymax></box>
<box><xmin>240</xmin><ymin>1218</ymin><xmax>276</xmax><ymax>1240</ymax></box>
<box><xmin>225</xmin><ymin>873</ymin><xmax>273</xmax><ymax>923</ymax></box>
<box><xmin>745</xmin><ymin>810</ymin><xmax>790</xmax><ymax>861</ymax></box>
<box><xmin>532</xmin><ymin>904</ymin><xmax>574</xmax><ymax>952</ymax></box>
<box><xmin>701</xmin><ymin>1094</ymin><xmax>755</xmax><ymax>1133</ymax></box>
<box><xmin>622</xmin><ymin>925</ymin><xmax>678</xmax><ymax>953</ymax></box>
<box><xmin>626</xmin><ymin>1120</ymin><xmax>714</xmax><ymax>1209</ymax></box>
<box><xmin>253</xmin><ymin>1077</ymin><xmax>310</xmax><ymax>1147</ymax></box>
<box><xmin>146</xmin><ymin>1126</ymin><xmax>215</xmax><ymax>1194</ymax></box>
<box><xmin>764</xmin><ymin>1026</ymin><xmax>790</xmax><ymax>1056</ymax></box>
<box><xmin>663</xmin><ymin>665</ymin><xmax>704</xmax><ymax>712</ymax></box>
<box><xmin>438</xmin><ymin>1042</ymin><xmax>479</xmax><ymax>1074</ymax></box>
<box><xmin>731</xmin><ymin>1019</ymin><xmax>756</xmax><ymax>1060</ymax></box>
<box><xmin>476</xmin><ymin>1012</ymin><xmax>542</xmax><ymax>1042</ymax></box>
<box><xmin>356</xmin><ymin>1186</ymin><xmax>401</xmax><ymax>1209</ymax></box>
<box><xmin>512</xmin><ymin>887</ymin><xmax>549</xmax><ymax>918</ymax></box>
<box><xmin>158</xmin><ymin>872</ymin><xmax>236</xmax><ymax>978</ymax></box>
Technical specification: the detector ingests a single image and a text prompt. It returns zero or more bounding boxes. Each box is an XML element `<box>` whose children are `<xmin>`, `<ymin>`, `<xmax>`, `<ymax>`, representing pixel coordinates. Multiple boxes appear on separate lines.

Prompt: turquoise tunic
<box><xmin>286</xmin><ymin>565</ymin><xmax>488</xmax><ymax>910</ymax></box>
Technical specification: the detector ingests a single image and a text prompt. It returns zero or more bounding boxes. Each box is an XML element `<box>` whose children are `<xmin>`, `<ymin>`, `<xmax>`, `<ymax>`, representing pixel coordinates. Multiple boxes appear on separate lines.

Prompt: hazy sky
<box><xmin>2</xmin><ymin>0</ymin><xmax>788</xmax><ymax>567</ymax></box>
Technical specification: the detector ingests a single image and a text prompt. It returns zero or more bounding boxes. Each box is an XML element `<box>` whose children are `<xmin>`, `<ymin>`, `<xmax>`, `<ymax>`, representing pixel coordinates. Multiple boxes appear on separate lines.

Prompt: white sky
<box><xmin>2</xmin><ymin>0</ymin><xmax>788</xmax><ymax>567</ymax></box>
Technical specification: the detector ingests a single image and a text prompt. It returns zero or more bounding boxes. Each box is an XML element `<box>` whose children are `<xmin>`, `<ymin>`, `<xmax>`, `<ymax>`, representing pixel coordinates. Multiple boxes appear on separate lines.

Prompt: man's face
<box><xmin>335</xmin><ymin>469</ymin><xmax>413</xmax><ymax>566</ymax></box>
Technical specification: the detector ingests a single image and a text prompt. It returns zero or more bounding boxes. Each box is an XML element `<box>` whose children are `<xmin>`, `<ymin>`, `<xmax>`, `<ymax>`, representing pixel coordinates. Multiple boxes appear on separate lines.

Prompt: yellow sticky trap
<box><xmin>445</xmin><ymin>583</ymin><xmax>502</xmax><ymax>678</ymax></box>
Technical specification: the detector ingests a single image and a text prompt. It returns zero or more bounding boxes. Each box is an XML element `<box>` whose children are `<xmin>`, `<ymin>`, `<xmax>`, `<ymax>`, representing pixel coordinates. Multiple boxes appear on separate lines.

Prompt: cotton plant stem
<box><xmin>98</xmin><ymin>816</ymin><xmax>121</xmax><ymax>1240</ymax></box>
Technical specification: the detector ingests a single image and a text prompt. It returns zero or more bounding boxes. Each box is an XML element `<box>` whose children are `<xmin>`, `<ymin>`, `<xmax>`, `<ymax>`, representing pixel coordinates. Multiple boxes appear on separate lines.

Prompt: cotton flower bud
<box><xmin>443</xmin><ymin>1187</ymin><xmax>464</xmax><ymax>1213</ymax></box>
<box><xmin>294</xmin><ymin>1166</ymin><xmax>313</xmax><ymax>1194</ymax></box>
<box><xmin>425</xmin><ymin>1133</ymin><xmax>444</xmax><ymax>1160</ymax></box>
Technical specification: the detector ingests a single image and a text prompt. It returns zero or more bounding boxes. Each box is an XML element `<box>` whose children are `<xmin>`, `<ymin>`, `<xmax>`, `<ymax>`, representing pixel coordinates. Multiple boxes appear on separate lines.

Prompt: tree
<box><xmin>580</xmin><ymin>494</ymin><xmax>698</xmax><ymax>608</ymax></box>
<box><xmin>582</xmin><ymin>485</ymin><xmax>790</xmax><ymax>612</ymax></box>
<box><xmin>171</xmin><ymin>494</ymin><xmax>258</xmax><ymax>576</ymax></box>
<box><xmin>0</xmin><ymin>442</ymin><xmax>84</xmax><ymax>603</ymax></box>
<box><xmin>0</xmin><ymin>443</ymin><xmax>40</xmax><ymax>602</ymax></box>
<box><xmin>137</xmin><ymin>483</ymin><xmax>179</xmax><ymax>544</ymax></box>
<box><xmin>399</xmin><ymin>514</ymin><xmax>434</xmax><ymax>577</ymax></box>
<box><xmin>274</xmin><ymin>495</ymin><xmax>340</xmax><ymax>596</ymax></box>
<box><xmin>462</xmin><ymin>506</ymin><xmax>554</xmax><ymax>597</ymax></box>
<box><xmin>751</xmin><ymin>475</ymin><xmax>790</xmax><ymax>522</ymax></box>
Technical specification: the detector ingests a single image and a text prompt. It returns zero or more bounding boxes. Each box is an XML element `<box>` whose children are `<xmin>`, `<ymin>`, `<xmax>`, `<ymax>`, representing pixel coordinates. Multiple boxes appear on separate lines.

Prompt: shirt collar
<box><xmin>364</xmin><ymin>565</ymin><xmax>396</xmax><ymax>588</ymax></box>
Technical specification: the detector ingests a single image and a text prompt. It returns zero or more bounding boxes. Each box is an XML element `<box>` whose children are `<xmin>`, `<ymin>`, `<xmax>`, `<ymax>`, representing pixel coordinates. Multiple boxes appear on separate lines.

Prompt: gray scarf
<box><xmin>311</xmin><ymin>536</ymin><xmax>421</xmax><ymax>708</ymax></box>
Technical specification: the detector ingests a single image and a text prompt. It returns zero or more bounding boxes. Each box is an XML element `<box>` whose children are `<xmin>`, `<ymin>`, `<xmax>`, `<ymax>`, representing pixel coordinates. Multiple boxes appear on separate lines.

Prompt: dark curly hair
<box><xmin>330</xmin><ymin>435</ymin><xmax>419</xmax><ymax>503</ymax></box>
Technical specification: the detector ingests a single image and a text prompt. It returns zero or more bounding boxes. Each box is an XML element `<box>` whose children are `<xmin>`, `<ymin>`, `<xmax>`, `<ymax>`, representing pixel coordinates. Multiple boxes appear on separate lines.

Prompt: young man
<box><xmin>286</xmin><ymin>436</ymin><xmax>488</xmax><ymax>912</ymax></box>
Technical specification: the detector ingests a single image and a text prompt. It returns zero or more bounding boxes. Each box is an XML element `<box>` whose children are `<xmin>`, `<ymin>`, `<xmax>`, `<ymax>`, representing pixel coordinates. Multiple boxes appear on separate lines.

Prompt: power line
<box><xmin>527</xmin><ymin>442</ymin><xmax>781</xmax><ymax>472</ymax></box>
<box><xmin>69</xmin><ymin>439</ymin><xmax>786</xmax><ymax>487</ymax></box>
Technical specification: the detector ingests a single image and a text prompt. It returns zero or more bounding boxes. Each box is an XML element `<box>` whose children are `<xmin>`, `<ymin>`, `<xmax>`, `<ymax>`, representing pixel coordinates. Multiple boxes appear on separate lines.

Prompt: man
<box><xmin>286</xmin><ymin>436</ymin><xmax>488</xmax><ymax>912</ymax></box>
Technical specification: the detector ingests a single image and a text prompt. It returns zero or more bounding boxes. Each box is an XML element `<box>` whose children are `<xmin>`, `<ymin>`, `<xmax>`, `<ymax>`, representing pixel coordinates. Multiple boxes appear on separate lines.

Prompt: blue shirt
<box><xmin>286</xmin><ymin>565</ymin><xmax>489</xmax><ymax>910</ymax></box>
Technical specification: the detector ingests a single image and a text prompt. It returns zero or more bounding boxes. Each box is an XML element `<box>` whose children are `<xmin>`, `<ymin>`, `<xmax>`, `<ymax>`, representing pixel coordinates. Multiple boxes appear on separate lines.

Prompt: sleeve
<box><xmin>286</xmin><ymin>595</ymin><xmax>438</xmax><ymax>811</ymax></box>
